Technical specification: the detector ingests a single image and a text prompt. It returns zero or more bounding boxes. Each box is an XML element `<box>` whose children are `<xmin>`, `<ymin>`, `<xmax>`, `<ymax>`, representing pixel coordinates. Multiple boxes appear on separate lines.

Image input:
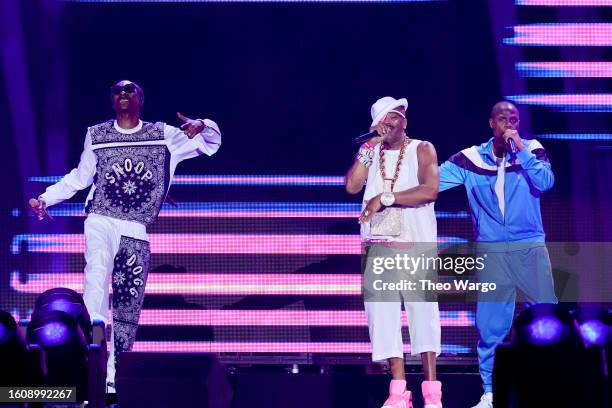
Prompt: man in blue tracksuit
<box><xmin>438</xmin><ymin>101</ymin><xmax>557</xmax><ymax>408</ymax></box>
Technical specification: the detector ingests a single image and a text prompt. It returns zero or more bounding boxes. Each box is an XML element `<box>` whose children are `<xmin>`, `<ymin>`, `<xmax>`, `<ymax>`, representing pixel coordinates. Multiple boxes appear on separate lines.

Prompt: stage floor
<box><xmin>230</xmin><ymin>370</ymin><xmax>483</xmax><ymax>408</ymax></box>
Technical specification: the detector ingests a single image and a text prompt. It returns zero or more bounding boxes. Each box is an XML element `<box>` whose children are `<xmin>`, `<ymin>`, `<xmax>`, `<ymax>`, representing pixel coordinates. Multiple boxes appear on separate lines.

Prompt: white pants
<box><xmin>83</xmin><ymin>213</ymin><xmax>148</xmax><ymax>386</ymax></box>
<box><xmin>365</xmin><ymin>301</ymin><xmax>441</xmax><ymax>362</ymax></box>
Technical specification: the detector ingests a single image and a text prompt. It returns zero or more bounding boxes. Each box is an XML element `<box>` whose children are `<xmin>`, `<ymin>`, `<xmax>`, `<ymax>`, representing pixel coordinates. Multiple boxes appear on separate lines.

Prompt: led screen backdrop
<box><xmin>7</xmin><ymin>175</ymin><xmax>477</xmax><ymax>359</ymax></box>
<box><xmin>1</xmin><ymin>0</ymin><xmax>610</xmax><ymax>363</ymax></box>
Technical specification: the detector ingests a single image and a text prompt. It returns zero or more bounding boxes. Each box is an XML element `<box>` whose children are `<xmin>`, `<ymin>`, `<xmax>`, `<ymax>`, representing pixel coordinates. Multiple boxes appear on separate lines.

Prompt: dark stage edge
<box><xmin>229</xmin><ymin>371</ymin><xmax>482</xmax><ymax>408</ymax></box>
<box><xmin>0</xmin><ymin>369</ymin><xmax>482</xmax><ymax>408</ymax></box>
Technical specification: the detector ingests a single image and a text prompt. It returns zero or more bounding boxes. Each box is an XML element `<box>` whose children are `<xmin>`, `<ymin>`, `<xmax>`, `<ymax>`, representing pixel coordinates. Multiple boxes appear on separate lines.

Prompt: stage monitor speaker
<box><xmin>116</xmin><ymin>352</ymin><xmax>232</xmax><ymax>408</ymax></box>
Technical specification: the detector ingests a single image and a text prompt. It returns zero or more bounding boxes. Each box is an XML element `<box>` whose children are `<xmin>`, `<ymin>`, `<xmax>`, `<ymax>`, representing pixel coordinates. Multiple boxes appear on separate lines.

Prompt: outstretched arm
<box><xmin>30</xmin><ymin>131</ymin><xmax>96</xmax><ymax>218</ymax></box>
<box><xmin>439</xmin><ymin>159</ymin><xmax>467</xmax><ymax>192</ymax></box>
<box><xmin>167</xmin><ymin>112</ymin><xmax>221</xmax><ymax>161</ymax></box>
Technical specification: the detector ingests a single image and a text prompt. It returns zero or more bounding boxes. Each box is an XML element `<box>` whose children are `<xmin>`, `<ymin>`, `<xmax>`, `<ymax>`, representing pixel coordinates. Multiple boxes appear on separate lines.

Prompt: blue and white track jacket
<box><xmin>439</xmin><ymin>138</ymin><xmax>554</xmax><ymax>243</ymax></box>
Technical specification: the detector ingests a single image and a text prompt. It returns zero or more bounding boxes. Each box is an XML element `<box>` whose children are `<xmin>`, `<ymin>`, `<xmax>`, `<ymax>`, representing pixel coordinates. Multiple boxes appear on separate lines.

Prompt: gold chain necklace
<box><xmin>379</xmin><ymin>137</ymin><xmax>408</xmax><ymax>191</ymax></box>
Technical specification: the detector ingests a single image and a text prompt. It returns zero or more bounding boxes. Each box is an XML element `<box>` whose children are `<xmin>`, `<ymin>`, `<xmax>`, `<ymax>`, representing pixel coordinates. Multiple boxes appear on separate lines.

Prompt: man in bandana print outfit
<box><xmin>29</xmin><ymin>80</ymin><xmax>221</xmax><ymax>395</ymax></box>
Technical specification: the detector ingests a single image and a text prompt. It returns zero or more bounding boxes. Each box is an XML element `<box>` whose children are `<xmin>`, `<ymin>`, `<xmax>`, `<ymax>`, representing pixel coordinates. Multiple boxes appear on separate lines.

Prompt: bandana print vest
<box><xmin>85</xmin><ymin>120</ymin><xmax>170</xmax><ymax>226</ymax></box>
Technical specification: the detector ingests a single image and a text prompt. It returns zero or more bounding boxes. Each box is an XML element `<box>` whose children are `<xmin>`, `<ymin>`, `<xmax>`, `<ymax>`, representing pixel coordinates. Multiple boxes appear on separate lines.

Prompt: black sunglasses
<box><xmin>111</xmin><ymin>83</ymin><xmax>137</xmax><ymax>95</ymax></box>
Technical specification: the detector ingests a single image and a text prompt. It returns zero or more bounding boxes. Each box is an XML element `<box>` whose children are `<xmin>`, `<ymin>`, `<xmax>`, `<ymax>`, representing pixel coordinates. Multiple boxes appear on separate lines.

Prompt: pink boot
<box><xmin>382</xmin><ymin>379</ymin><xmax>413</xmax><ymax>408</ymax></box>
<box><xmin>421</xmin><ymin>380</ymin><xmax>442</xmax><ymax>408</ymax></box>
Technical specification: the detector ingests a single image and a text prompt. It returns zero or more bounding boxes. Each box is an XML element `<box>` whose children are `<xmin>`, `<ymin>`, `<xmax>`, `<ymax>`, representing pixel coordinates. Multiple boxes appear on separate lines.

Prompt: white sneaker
<box><xmin>471</xmin><ymin>392</ymin><xmax>493</xmax><ymax>408</ymax></box>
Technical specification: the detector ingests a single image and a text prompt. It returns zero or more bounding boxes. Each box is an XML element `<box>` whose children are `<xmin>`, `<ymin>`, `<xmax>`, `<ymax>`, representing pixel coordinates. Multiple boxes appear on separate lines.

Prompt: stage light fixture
<box><xmin>574</xmin><ymin>306</ymin><xmax>611</xmax><ymax>347</ymax></box>
<box><xmin>0</xmin><ymin>310</ymin><xmax>45</xmax><ymax>387</ymax></box>
<box><xmin>526</xmin><ymin>315</ymin><xmax>565</xmax><ymax>345</ymax></box>
<box><xmin>25</xmin><ymin>288</ymin><xmax>107</xmax><ymax>406</ymax></box>
<box><xmin>27</xmin><ymin>310</ymin><xmax>87</xmax><ymax>349</ymax></box>
<box><xmin>33</xmin><ymin>287</ymin><xmax>92</xmax><ymax>344</ymax></box>
<box><xmin>0</xmin><ymin>311</ymin><xmax>16</xmax><ymax>344</ymax></box>
<box><xmin>494</xmin><ymin>304</ymin><xmax>608</xmax><ymax>407</ymax></box>
<box><xmin>513</xmin><ymin>303</ymin><xmax>580</xmax><ymax>347</ymax></box>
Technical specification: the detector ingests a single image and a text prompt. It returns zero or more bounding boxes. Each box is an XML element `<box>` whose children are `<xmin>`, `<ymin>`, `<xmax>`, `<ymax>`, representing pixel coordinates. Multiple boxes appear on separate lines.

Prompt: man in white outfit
<box><xmin>29</xmin><ymin>80</ymin><xmax>221</xmax><ymax>395</ymax></box>
<box><xmin>345</xmin><ymin>97</ymin><xmax>442</xmax><ymax>408</ymax></box>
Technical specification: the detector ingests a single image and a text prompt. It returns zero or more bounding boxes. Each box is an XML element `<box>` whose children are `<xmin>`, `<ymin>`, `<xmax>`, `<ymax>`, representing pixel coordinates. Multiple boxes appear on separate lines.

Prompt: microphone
<box><xmin>28</xmin><ymin>198</ymin><xmax>53</xmax><ymax>221</ymax></box>
<box><xmin>508</xmin><ymin>138</ymin><xmax>517</xmax><ymax>154</ymax></box>
<box><xmin>355</xmin><ymin>129</ymin><xmax>378</xmax><ymax>144</ymax></box>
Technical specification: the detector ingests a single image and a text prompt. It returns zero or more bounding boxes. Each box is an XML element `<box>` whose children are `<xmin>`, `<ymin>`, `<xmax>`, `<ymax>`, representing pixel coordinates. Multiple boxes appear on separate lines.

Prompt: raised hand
<box><xmin>503</xmin><ymin>129</ymin><xmax>525</xmax><ymax>151</ymax></box>
<box><xmin>368</xmin><ymin>122</ymin><xmax>391</xmax><ymax>147</ymax></box>
<box><xmin>177</xmin><ymin>112</ymin><xmax>205</xmax><ymax>139</ymax></box>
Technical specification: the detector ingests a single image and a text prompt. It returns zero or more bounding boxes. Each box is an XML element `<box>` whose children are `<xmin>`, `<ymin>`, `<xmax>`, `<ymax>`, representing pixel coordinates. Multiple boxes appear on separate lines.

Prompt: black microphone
<box><xmin>354</xmin><ymin>130</ymin><xmax>378</xmax><ymax>144</ymax></box>
<box><xmin>508</xmin><ymin>138</ymin><xmax>517</xmax><ymax>154</ymax></box>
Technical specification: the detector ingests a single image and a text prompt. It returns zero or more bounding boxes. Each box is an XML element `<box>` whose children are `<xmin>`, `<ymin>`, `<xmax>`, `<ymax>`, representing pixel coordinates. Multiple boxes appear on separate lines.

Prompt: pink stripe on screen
<box><xmin>11</xmin><ymin>272</ymin><xmax>362</xmax><ymax>295</ymax></box>
<box><xmin>136</xmin><ymin>310</ymin><xmax>473</xmax><ymax>327</ymax></box>
<box><xmin>22</xmin><ymin>234</ymin><xmax>361</xmax><ymax>254</ymax></box>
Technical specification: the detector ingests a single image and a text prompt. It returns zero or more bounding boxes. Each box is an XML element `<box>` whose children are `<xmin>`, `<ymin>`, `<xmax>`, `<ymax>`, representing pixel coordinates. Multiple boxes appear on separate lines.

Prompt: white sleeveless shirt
<box><xmin>360</xmin><ymin>139</ymin><xmax>437</xmax><ymax>243</ymax></box>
